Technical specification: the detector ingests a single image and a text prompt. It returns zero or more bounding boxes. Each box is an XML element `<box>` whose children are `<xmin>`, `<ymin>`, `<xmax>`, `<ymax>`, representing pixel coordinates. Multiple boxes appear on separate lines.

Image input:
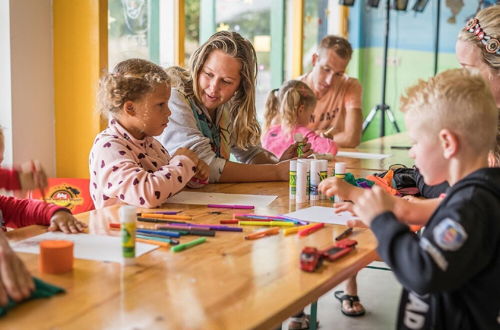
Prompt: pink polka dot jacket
<box><xmin>89</xmin><ymin>119</ymin><xmax>197</xmax><ymax>208</ymax></box>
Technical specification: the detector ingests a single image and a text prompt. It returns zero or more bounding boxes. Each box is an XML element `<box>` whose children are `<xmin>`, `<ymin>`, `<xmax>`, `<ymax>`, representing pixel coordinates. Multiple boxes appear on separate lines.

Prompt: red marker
<box><xmin>220</xmin><ymin>220</ymin><xmax>238</xmax><ymax>224</ymax></box>
<box><xmin>298</xmin><ymin>223</ymin><xmax>325</xmax><ymax>237</ymax></box>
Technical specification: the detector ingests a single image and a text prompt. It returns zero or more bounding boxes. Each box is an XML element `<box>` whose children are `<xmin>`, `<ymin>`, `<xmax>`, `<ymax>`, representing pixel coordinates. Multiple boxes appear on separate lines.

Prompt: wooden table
<box><xmin>4</xmin><ymin>171</ymin><xmax>379</xmax><ymax>330</ymax></box>
<box><xmin>335</xmin><ymin>132</ymin><xmax>414</xmax><ymax>171</ymax></box>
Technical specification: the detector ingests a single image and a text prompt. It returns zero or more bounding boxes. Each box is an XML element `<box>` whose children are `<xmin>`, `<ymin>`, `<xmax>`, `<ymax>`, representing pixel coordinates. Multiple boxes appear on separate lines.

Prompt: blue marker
<box><xmin>137</xmin><ymin>228</ymin><xmax>181</xmax><ymax>238</ymax></box>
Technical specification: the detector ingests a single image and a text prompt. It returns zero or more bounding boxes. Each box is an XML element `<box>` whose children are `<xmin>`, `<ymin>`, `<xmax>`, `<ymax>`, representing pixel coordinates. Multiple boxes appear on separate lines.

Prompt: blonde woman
<box><xmin>160</xmin><ymin>31</ymin><xmax>311</xmax><ymax>183</ymax></box>
<box><xmin>457</xmin><ymin>5</ymin><xmax>500</xmax><ymax>166</ymax></box>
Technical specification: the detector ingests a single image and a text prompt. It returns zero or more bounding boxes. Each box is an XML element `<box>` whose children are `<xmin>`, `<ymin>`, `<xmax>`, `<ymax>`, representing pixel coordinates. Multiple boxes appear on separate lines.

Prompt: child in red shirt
<box><xmin>0</xmin><ymin>127</ymin><xmax>86</xmax><ymax>306</ymax></box>
<box><xmin>0</xmin><ymin>129</ymin><xmax>85</xmax><ymax>232</ymax></box>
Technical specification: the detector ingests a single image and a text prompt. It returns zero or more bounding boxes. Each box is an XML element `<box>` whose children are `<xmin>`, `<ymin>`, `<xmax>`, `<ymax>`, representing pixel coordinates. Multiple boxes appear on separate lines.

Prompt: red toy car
<box><xmin>300</xmin><ymin>239</ymin><xmax>358</xmax><ymax>272</ymax></box>
<box><xmin>300</xmin><ymin>247</ymin><xmax>323</xmax><ymax>272</ymax></box>
<box><xmin>320</xmin><ymin>239</ymin><xmax>357</xmax><ymax>261</ymax></box>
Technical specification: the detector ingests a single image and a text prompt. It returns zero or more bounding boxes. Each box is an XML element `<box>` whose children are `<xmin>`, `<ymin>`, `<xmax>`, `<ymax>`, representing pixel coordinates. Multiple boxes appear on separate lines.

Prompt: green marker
<box><xmin>171</xmin><ymin>237</ymin><xmax>207</xmax><ymax>253</ymax></box>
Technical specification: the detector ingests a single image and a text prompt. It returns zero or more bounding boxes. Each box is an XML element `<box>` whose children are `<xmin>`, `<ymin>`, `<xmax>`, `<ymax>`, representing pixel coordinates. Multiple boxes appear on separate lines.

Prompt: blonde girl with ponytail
<box><xmin>262</xmin><ymin>80</ymin><xmax>338</xmax><ymax>158</ymax></box>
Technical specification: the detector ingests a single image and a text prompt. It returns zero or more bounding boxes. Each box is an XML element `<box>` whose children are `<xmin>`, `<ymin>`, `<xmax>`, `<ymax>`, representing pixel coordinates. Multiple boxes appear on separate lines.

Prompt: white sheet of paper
<box><xmin>11</xmin><ymin>232</ymin><xmax>158</xmax><ymax>263</ymax></box>
<box><xmin>282</xmin><ymin>206</ymin><xmax>356</xmax><ymax>225</ymax></box>
<box><xmin>336</xmin><ymin>151</ymin><xmax>390</xmax><ymax>160</ymax></box>
<box><xmin>165</xmin><ymin>191</ymin><xmax>277</xmax><ymax>207</ymax></box>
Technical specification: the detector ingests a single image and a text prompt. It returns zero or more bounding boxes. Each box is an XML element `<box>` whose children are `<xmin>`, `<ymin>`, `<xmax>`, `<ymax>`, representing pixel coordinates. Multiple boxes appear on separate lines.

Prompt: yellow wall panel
<box><xmin>175</xmin><ymin>0</ymin><xmax>185</xmax><ymax>67</ymax></box>
<box><xmin>53</xmin><ymin>0</ymin><xmax>107</xmax><ymax>178</ymax></box>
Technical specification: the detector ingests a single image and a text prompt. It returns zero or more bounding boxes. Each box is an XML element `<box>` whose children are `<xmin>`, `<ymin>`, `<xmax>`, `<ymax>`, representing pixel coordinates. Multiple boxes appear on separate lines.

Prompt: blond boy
<box><xmin>335</xmin><ymin>69</ymin><xmax>500</xmax><ymax>329</ymax></box>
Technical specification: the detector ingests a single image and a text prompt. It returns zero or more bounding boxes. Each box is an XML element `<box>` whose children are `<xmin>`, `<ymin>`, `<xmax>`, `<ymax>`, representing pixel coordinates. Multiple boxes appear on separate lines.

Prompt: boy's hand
<box><xmin>346</xmin><ymin>219</ymin><xmax>368</xmax><ymax>228</ymax></box>
<box><xmin>173</xmin><ymin>148</ymin><xmax>200</xmax><ymax>165</ymax></box>
<box><xmin>353</xmin><ymin>185</ymin><xmax>395</xmax><ymax>227</ymax></box>
<box><xmin>279</xmin><ymin>138</ymin><xmax>313</xmax><ymax>161</ymax></box>
<box><xmin>194</xmin><ymin>160</ymin><xmax>209</xmax><ymax>181</ymax></box>
<box><xmin>333</xmin><ymin>201</ymin><xmax>356</xmax><ymax>215</ymax></box>
<box><xmin>319</xmin><ymin>177</ymin><xmax>353</xmax><ymax>200</ymax></box>
<box><xmin>18</xmin><ymin>160</ymin><xmax>48</xmax><ymax>191</ymax></box>
<box><xmin>0</xmin><ymin>232</ymin><xmax>34</xmax><ymax>306</ymax></box>
<box><xmin>48</xmin><ymin>211</ymin><xmax>87</xmax><ymax>234</ymax></box>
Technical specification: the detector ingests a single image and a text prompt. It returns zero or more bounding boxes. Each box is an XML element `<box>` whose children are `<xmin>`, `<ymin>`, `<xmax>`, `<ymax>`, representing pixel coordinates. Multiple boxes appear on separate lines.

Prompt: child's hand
<box><xmin>319</xmin><ymin>177</ymin><xmax>353</xmax><ymax>200</ymax></box>
<box><xmin>17</xmin><ymin>160</ymin><xmax>48</xmax><ymax>191</ymax></box>
<box><xmin>48</xmin><ymin>211</ymin><xmax>87</xmax><ymax>234</ymax></box>
<box><xmin>353</xmin><ymin>185</ymin><xmax>395</xmax><ymax>227</ymax></box>
<box><xmin>276</xmin><ymin>160</ymin><xmax>291</xmax><ymax>181</ymax></box>
<box><xmin>334</xmin><ymin>202</ymin><xmax>367</xmax><ymax>227</ymax></box>
<box><xmin>320</xmin><ymin>127</ymin><xmax>335</xmax><ymax>140</ymax></box>
<box><xmin>346</xmin><ymin>219</ymin><xmax>368</xmax><ymax>228</ymax></box>
<box><xmin>194</xmin><ymin>160</ymin><xmax>209</xmax><ymax>181</ymax></box>
<box><xmin>401</xmin><ymin>195</ymin><xmax>422</xmax><ymax>203</ymax></box>
<box><xmin>173</xmin><ymin>147</ymin><xmax>200</xmax><ymax>165</ymax></box>
<box><xmin>333</xmin><ymin>201</ymin><xmax>356</xmax><ymax>215</ymax></box>
<box><xmin>0</xmin><ymin>232</ymin><xmax>34</xmax><ymax>306</ymax></box>
<box><xmin>279</xmin><ymin>139</ymin><xmax>313</xmax><ymax>161</ymax></box>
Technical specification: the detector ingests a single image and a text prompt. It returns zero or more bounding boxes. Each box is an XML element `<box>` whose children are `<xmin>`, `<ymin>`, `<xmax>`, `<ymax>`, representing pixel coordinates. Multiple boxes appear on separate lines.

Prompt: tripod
<box><xmin>362</xmin><ymin>0</ymin><xmax>401</xmax><ymax>136</ymax></box>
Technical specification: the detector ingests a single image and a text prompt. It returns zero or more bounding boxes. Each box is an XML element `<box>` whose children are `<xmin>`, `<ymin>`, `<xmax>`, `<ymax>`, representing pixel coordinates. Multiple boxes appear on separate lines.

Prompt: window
<box><xmin>215</xmin><ymin>0</ymin><xmax>273</xmax><ymax>121</ymax></box>
<box><xmin>108</xmin><ymin>0</ymin><xmax>154</xmax><ymax>68</ymax></box>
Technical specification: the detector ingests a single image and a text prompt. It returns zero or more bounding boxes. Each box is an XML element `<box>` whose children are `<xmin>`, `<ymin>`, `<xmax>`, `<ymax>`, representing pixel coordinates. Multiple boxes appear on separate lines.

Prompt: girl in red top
<box><xmin>0</xmin><ymin>127</ymin><xmax>85</xmax><ymax>306</ymax></box>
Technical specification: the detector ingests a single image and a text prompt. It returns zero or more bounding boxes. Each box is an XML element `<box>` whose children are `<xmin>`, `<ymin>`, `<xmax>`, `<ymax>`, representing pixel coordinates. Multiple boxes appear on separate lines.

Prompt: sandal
<box><xmin>288</xmin><ymin>313</ymin><xmax>319</xmax><ymax>330</ymax></box>
<box><xmin>334</xmin><ymin>290</ymin><xmax>366</xmax><ymax>317</ymax></box>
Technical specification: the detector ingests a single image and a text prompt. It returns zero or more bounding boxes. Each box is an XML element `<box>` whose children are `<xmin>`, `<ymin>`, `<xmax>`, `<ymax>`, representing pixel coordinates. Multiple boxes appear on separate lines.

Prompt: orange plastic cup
<box><xmin>39</xmin><ymin>240</ymin><xmax>74</xmax><ymax>274</ymax></box>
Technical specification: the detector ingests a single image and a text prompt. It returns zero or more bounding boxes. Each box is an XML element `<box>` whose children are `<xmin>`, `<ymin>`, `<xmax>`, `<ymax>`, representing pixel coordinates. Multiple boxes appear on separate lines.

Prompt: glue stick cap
<box><xmin>120</xmin><ymin>205</ymin><xmax>137</xmax><ymax>224</ymax></box>
<box><xmin>293</xmin><ymin>133</ymin><xmax>304</xmax><ymax>142</ymax></box>
<box><xmin>335</xmin><ymin>162</ymin><xmax>346</xmax><ymax>175</ymax></box>
<box><xmin>39</xmin><ymin>240</ymin><xmax>74</xmax><ymax>274</ymax></box>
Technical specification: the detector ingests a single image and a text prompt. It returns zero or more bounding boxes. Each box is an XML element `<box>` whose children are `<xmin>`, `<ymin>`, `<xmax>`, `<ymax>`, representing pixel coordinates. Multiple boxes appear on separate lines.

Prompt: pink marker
<box><xmin>207</xmin><ymin>204</ymin><xmax>254</xmax><ymax>209</ymax></box>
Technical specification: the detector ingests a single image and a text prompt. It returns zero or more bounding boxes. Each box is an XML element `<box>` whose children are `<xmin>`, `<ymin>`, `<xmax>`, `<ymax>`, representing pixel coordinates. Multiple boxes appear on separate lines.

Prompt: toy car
<box><xmin>300</xmin><ymin>246</ymin><xmax>323</xmax><ymax>272</ymax></box>
<box><xmin>319</xmin><ymin>239</ymin><xmax>357</xmax><ymax>261</ymax></box>
<box><xmin>300</xmin><ymin>239</ymin><xmax>358</xmax><ymax>272</ymax></box>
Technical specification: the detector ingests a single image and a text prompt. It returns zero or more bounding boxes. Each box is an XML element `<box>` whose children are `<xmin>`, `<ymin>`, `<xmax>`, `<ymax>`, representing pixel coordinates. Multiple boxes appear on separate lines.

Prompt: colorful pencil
<box><xmin>298</xmin><ymin>223</ymin><xmax>325</xmax><ymax>237</ymax></box>
<box><xmin>140</xmin><ymin>214</ymin><xmax>192</xmax><ymax>220</ymax></box>
<box><xmin>245</xmin><ymin>227</ymin><xmax>280</xmax><ymax>240</ymax></box>
<box><xmin>171</xmin><ymin>237</ymin><xmax>207</xmax><ymax>253</ymax></box>
<box><xmin>208</xmin><ymin>204</ymin><xmax>254</xmax><ymax>209</ymax></box>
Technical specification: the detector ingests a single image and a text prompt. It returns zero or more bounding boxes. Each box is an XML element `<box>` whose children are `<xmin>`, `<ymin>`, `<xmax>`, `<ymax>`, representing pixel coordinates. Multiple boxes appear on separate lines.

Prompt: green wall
<box><xmin>348</xmin><ymin>48</ymin><xmax>460</xmax><ymax>141</ymax></box>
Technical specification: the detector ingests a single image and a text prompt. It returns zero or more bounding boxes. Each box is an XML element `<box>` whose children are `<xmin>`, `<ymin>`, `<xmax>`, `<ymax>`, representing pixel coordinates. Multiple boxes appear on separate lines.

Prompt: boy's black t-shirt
<box><xmin>371</xmin><ymin>168</ymin><xmax>500</xmax><ymax>330</ymax></box>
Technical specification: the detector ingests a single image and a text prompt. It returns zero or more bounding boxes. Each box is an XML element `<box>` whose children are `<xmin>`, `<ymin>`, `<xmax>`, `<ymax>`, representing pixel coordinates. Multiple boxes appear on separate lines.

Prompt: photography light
<box><xmin>393</xmin><ymin>0</ymin><xmax>408</xmax><ymax>11</ymax></box>
<box><xmin>368</xmin><ymin>0</ymin><xmax>381</xmax><ymax>7</ymax></box>
<box><xmin>413</xmin><ymin>0</ymin><xmax>430</xmax><ymax>12</ymax></box>
<box><xmin>339</xmin><ymin>0</ymin><xmax>356</xmax><ymax>6</ymax></box>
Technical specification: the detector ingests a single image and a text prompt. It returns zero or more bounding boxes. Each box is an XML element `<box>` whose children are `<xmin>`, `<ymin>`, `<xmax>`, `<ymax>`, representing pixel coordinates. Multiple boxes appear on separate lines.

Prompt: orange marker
<box><xmin>298</xmin><ymin>223</ymin><xmax>325</xmax><ymax>237</ymax></box>
<box><xmin>244</xmin><ymin>227</ymin><xmax>280</xmax><ymax>240</ymax></box>
<box><xmin>136</xmin><ymin>237</ymin><xmax>169</xmax><ymax>247</ymax></box>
